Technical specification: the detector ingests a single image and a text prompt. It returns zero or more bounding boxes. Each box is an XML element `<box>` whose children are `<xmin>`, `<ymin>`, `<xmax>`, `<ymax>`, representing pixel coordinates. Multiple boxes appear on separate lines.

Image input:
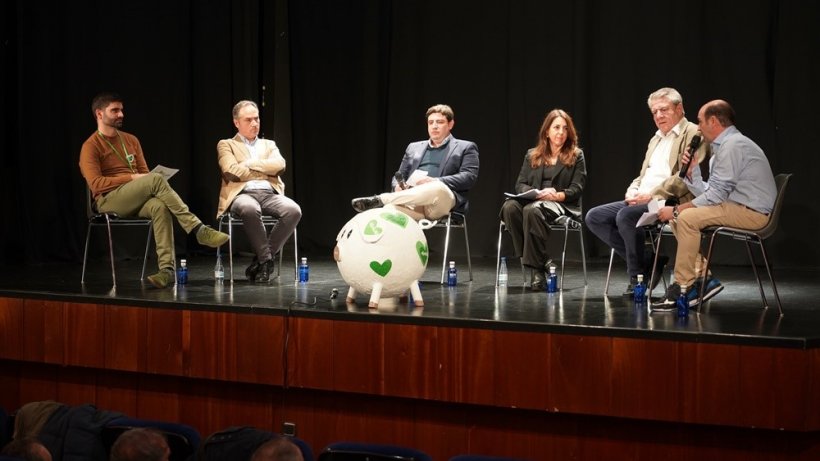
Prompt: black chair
<box><xmin>216</xmin><ymin>212</ymin><xmax>299</xmax><ymax>283</ymax></box>
<box><xmin>429</xmin><ymin>211</ymin><xmax>473</xmax><ymax>284</ymax></box>
<box><xmin>81</xmin><ymin>189</ymin><xmax>153</xmax><ymax>287</ymax></box>
<box><xmin>603</xmin><ymin>223</ymin><xmax>673</xmax><ymax>297</ymax></box>
<box><xmin>318</xmin><ymin>441</ymin><xmax>433</xmax><ymax>461</ymax></box>
<box><xmin>698</xmin><ymin>173</ymin><xmax>792</xmax><ymax>315</ymax></box>
<box><xmin>102</xmin><ymin>416</ymin><xmax>200</xmax><ymax>461</ymax></box>
<box><xmin>496</xmin><ymin>201</ymin><xmax>587</xmax><ymax>291</ymax></box>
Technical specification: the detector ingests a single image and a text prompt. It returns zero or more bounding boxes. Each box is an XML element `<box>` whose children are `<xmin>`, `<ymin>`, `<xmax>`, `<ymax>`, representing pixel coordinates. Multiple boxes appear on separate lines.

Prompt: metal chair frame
<box><xmin>431</xmin><ymin>211</ymin><xmax>473</xmax><ymax>284</ymax></box>
<box><xmin>216</xmin><ymin>212</ymin><xmax>299</xmax><ymax>283</ymax></box>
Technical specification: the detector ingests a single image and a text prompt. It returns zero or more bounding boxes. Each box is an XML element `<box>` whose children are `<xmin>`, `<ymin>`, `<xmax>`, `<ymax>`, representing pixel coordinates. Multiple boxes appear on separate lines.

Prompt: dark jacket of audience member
<box><xmin>35</xmin><ymin>404</ymin><xmax>122</xmax><ymax>461</ymax></box>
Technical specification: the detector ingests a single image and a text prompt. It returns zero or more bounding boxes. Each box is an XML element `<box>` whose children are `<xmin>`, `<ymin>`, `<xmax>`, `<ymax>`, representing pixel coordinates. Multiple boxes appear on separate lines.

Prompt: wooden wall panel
<box><xmin>550</xmin><ymin>334</ymin><xmax>612</xmax><ymax>415</ymax></box>
<box><xmin>691</xmin><ymin>343</ymin><xmax>742</xmax><ymax>426</ymax></box>
<box><xmin>55</xmin><ymin>367</ymin><xmax>98</xmax><ymax>406</ymax></box>
<box><xmin>0</xmin><ymin>361</ymin><xmax>21</xmax><ymax>411</ymax></box>
<box><xmin>21</xmin><ymin>299</ymin><xmax>63</xmax><ymax>364</ymax></box>
<box><xmin>290</xmin><ymin>317</ymin><xmax>333</xmax><ymax>389</ymax></box>
<box><xmin>738</xmin><ymin>346</ymin><xmax>808</xmax><ymax>430</ymax></box>
<box><xmin>179</xmin><ymin>379</ymin><xmax>276</xmax><ymax>438</ymax></box>
<box><xmin>186</xmin><ymin>310</ymin><xmax>224</xmax><ymax>380</ymax></box>
<box><xmin>17</xmin><ymin>363</ymin><xmax>59</xmax><ymax>404</ymax></box>
<box><xmin>133</xmin><ymin>374</ymin><xmax>183</xmax><ymax>422</ymax></box>
<box><xmin>0</xmin><ymin>297</ymin><xmax>24</xmax><ymax>360</ymax></box>
<box><xmin>383</xmin><ymin>323</ymin><xmax>436</xmax><ymax>400</ymax></box>
<box><xmin>610</xmin><ymin>337</ymin><xmax>679</xmax><ymax>421</ymax></box>
<box><xmin>104</xmin><ymin>305</ymin><xmax>148</xmax><ymax>372</ymax></box>
<box><xmin>63</xmin><ymin>302</ymin><xmax>105</xmax><ymax>368</ymax></box>
<box><xmin>808</xmin><ymin>349</ymin><xmax>820</xmax><ymax>429</ymax></box>
<box><xmin>331</xmin><ymin>320</ymin><xmax>382</xmax><ymax>394</ymax></box>
<box><xmin>234</xmin><ymin>313</ymin><xmax>283</xmax><ymax>385</ymax></box>
<box><xmin>96</xmin><ymin>372</ymin><xmax>139</xmax><ymax>416</ymax></box>
<box><xmin>493</xmin><ymin>330</ymin><xmax>550</xmax><ymax>410</ymax></box>
<box><xmin>145</xmin><ymin>309</ymin><xmax>184</xmax><ymax>375</ymax></box>
<box><xmin>433</xmin><ymin>325</ymin><xmax>465</xmax><ymax>403</ymax></box>
<box><xmin>458</xmin><ymin>328</ymin><xmax>495</xmax><ymax>405</ymax></box>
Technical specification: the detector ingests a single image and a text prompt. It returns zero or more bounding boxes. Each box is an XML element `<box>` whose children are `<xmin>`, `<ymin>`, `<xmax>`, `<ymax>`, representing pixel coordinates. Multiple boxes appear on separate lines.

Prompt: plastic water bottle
<box><xmin>677</xmin><ymin>284</ymin><xmax>689</xmax><ymax>317</ymax></box>
<box><xmin>498</xmin><ymin>257</ymin><xmax>508</xmax><ymax>286</ymax></box>
<box><xmin>298</xmin><ymin>257</ymin><xmax>309</xmax><ymax>283</ymax></box>
<box><xmin>177</xmin><ymin>259</ymin><xmax>188</xmax><ymax>285</ymax></box>
<box><xmin>214</xmin><ymin>253</ymin><xmax>224</xmax><ymax>283</ymax></box>
<box><xmin>633</xmin><ymin>274</ymin><xmax>646</xmax><ymax>302</ymax></box>
<box><xmin>546</xmin><ymin>265</ymin><xmax>558</xmax><ymax>293</ymax></box>
<box><xmin>447</xmin><ymin>261</ymin><xmax>458</xmax><ymax>286</ymax></box>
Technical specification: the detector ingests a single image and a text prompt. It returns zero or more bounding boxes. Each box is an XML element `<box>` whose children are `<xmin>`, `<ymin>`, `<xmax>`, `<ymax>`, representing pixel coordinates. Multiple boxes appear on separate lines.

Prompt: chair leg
<box><xmin>495</xmin><ymin>221</ymin><xmax>503</xmax><ymax>286</ymax></box>
<box><xmin>756</xmin><ymin>240</ymin><xmax>784</xmax><ymax>316</ymax></box>
<box><xmin>140</xmin><ymin>225</ymin><xmax>152</xmax><ymax>281</ymax></box>
<box><xmin>81</xmin><ymin>225</ymin><xmax>93</xmax><ymax>284</ymax></box>
<box><xmin>439</xmin><ymin>214</ymin><xmax>453</xmax><ymax>285</ymax></box>
<box><xmin>604</xmin><ymin>248</ymin><xmax>615</xmax><ymax>295</ymax></box>
<box><xmin>697</xmin><ymin>232</ymin><xmax>720</xmax><ymax>310</ymax></box>
<box><xmin>559</xmin><ymin>222</ymin><xmax>569</xmax><ymax>291</ymax></box>
<box><xmin>292</xmin><ymin>227</ymin><xmax>299</xmax><ymax>282</ymax></box>
<box><xmin>105</xmin><ymin>216</ymin><xmax>117</xmax><ymax>288</ymax></box>
<box><xmin>227</xmin><ymin>219</ymin><xmax>235</xmax><ymax>283</ymax></box>
<box><xmin>744</xmin><ymin>239</ymin><xmax>767</xmax><ymax>308</ymax></box>
<box><xmin>578</xmin><ymin>227</ymin><xmax>587</xmax><ymax>286</ymax></box>
<box><xmin>462</xmin><ymin>217</ymin><xmax>473</xmax><ymax>282</ymax></box>
<box><xmin>647</xmin><ymin>230</ymin><xmax>666</xmax><ymax>300</ymax></box>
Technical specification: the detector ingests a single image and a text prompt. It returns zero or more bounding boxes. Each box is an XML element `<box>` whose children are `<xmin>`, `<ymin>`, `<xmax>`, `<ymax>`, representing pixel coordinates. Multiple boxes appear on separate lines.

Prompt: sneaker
<box><xmin>650</xmin><ymin>282</ymin><xmax>681</xmax><ymax>311</ymax></box>
<box><xmin>146</xmin><ymin>268</ymin><xmax>175</xmax><ymax>289</ymax></box>
<box><xmin>196</xmin><ymin>225</ymin><xmax>230</xmax><ymax>248</ymax></box>
<box><xmin>622</xmin><ymin>275</ymin><xmax>638</xmax><ymax>298</ymax></box>
<box><xmin>693</xmin><ymin>276</ymin><xmax>724</xmax><ymax>305</ymax></box>
<box><xmin>351</xmin><ymin>195</ymin><xmax>383</xmax><ymax>213</ymax></box>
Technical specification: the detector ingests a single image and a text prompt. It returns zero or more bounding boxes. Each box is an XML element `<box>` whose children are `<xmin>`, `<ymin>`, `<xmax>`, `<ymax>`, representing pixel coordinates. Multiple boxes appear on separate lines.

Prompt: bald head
<box><xmin>697</xmin><ymin>99</ymin><xmax>736</xmax><ymax>143</ymax></box>
<box><xmin>251</xmin><ymin>437</ymin><xmax>304</xmax><ymax>461</ymax></box>
<box><xmin>110</xmin><ymin>428</ymin><xmax>170</xmax><ymax>461</ymax></box>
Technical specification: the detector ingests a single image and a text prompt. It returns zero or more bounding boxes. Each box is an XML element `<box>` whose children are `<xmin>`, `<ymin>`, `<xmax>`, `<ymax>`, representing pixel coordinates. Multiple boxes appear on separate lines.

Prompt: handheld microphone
<box><xmin>394</xmin><ymin>171</ymin><xmax>407</xmax><ymax>190</ymax></box>
<box><xmin>679</xmin><ymin>135</ymin><xmax>702</xmax><ymax>179</ymax></box>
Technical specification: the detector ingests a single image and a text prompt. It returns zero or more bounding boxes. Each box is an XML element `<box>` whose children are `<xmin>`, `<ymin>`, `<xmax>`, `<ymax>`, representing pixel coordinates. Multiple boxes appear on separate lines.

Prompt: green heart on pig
<box><xmin>364</xmin><ymin>220</ymin><xmax>383</xmax><ymax>235</ymax></box>
<box><xmin>380</xmin><ymin>212</ymin><xmax>408</xmax><ymax>228</ymax></box>
<box><xmin>416</xmin><ymin>241</ymin><xmax>428</xmax><ymax>266</ymax></box>
<box><xmin>369</xmin><ymin>259</ymin><xmax>392</xmax><ymax>277</ymax></box>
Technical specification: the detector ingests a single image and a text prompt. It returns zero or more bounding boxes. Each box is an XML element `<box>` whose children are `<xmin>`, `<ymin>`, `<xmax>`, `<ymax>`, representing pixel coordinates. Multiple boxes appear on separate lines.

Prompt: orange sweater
<box><xmin>79</xmin><ymin>130</ymin><xmax>150</xmax><ymax>198</ymax></box>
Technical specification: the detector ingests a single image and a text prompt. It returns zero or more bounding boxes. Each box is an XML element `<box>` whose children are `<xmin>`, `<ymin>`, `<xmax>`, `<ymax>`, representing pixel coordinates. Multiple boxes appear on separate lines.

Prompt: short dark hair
<box><xmin>425</xmin><ymin>104</ymin><xmax>454</xmax><ymax>122</ymax></box>
<box><xmin>91</xmin><ymin>92</ymin><xmax>123</xmax><ymax>118</ymax></box>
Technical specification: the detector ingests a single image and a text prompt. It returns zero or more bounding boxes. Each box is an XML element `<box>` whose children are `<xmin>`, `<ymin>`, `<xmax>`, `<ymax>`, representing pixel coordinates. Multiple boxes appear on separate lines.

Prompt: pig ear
<box><xmin>418</xmin><ymin>218</ymin><xmax>436</xmax><ymax>230</ymax></box>
<box><xmin>360</xmin><ymin>218</ymin><xmax>385</xmax><ymax>243</ymax></box>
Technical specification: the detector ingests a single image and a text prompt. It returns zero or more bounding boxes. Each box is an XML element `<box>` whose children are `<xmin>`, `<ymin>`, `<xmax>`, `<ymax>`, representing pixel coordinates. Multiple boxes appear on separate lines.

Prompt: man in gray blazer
<box><xmin>351</xmin><ymin>104</ymin><xmax>479</xmax><ymax>221</ymax></box>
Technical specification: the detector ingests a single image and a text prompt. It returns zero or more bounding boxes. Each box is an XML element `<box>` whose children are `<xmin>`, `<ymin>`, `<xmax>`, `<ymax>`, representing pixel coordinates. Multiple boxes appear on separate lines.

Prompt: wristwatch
<box><xmin>672</xmin><ymin>205</ymin><xmax>680</xmax><ymax>219</ymax></box>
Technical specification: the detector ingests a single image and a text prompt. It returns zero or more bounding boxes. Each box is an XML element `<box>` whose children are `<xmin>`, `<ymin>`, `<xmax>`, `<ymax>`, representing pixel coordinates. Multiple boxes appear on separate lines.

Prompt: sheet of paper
<box><xmin>503</xmin><ymin>189</ymin><xmax>540</xmax><ymax>200</ymax></box>
<box><xmin>635</xmin><ymin>199</ymin><xmax>665</xmax><ymax>227</ymax></box>
<box><xmin>406</xmin><ymin>170</ymin><xmax>428</xmax><ymax>187</ymax></box>
<box><xmin>151</xmin><ymin>164</ymin><xmax>179</xmax><ymax>181</ymax></box>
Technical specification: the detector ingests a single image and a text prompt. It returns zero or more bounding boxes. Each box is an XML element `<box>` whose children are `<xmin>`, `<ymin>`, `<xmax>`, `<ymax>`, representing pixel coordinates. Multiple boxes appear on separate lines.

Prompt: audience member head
<box><xmin>532</xmin><ymin>108</ymin><xmax>579</xmax><ymax>168</ymax></box>
<box><xmin>698</xmin><ymin>99</ymin><xmax>736</xmax><ymax>143</ymax></box>
<box><xmin>646</xmin><ymin>87</ymin><xmax>685</xmax><ymax>135</ymax></box>
<box><xmin>425</xmin><ymin>104</ymin><xmax>455</xmax><ymax>146</ymax></box>
<box><xmin>1</xmin><ymin>437</ymin><xmax>52</xmax><ymax>461</ymax></box>
<box><xmin>109</xmin><ymin>428</ymin><xmax>170</xmax><ymax>461</ymax></box>
<box><xmin>250</xmin><ymin>437</ymin><xmax>304</xmax><ymax>461</ymax></box>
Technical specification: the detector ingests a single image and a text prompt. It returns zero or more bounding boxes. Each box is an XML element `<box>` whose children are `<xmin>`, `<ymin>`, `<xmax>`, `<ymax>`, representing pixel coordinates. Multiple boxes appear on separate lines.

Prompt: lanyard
<box><xmin>97</xmin><ymin>130</ymin><xmax>136</xmax><ymax>173</ymax></box>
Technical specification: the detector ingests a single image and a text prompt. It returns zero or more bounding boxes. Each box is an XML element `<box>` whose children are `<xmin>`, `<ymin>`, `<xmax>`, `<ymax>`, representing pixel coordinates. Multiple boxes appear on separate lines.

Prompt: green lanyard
<box><xmin>97</xmin><ymin>130</ymin><xmax>136</xmax><ymax>173</ymax></box>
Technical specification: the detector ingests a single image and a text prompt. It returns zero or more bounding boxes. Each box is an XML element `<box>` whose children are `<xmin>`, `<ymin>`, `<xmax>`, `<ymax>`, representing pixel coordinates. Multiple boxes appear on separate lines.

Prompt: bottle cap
<box><xmin>637</xmin><ymin>274</ymin><xmax>644</xmax><ymax>281</ymax></box>
<box><xmin>301</xmin><ymin>257</ymin><xmax>307</xmax><ymax>263</ymax></box>
<box><xmin>449</xmin><ymin>261</ymin><xmax>455</xmax><ymax>267</ymax></box>
<box><xmin>549</xmin><ymin>265</ymin><xmax>556</xmax><ymax>273</ymax></box>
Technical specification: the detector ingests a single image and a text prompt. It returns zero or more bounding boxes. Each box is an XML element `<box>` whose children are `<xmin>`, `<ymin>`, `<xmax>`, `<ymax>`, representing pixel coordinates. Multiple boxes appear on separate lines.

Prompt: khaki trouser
<box><xmin>378</xmin><ymin>180</ymin><xmax>456</xmax><ymax>221</ymax></box>
<box><xmin>96</xmin><ymin>173</ymin><xmax>202</xmax><ymax>271</ymax></box>
<box><xmin>671</xmin><ymin>201</ymin><xmax>769</xmax><ymax>286</ymax></box>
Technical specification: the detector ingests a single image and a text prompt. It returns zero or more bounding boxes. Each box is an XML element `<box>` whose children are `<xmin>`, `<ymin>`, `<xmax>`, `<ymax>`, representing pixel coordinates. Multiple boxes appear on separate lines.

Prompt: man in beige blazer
<box><xmin>586</xmin><ymin>87</ymin><xmax>708</xmax><ymax>297</ymax></box>
<box><xmin>217</xmin><ymin>100</ymin><xmax>301</xmax><ymax>283</ymax></box>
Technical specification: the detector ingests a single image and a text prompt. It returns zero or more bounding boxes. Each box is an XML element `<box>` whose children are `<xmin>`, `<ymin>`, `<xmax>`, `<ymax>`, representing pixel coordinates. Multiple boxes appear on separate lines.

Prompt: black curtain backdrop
<box><xmin>1</xmin><ymin>0</ymin><xmax>818</xmax><ymax>269</ymax></box>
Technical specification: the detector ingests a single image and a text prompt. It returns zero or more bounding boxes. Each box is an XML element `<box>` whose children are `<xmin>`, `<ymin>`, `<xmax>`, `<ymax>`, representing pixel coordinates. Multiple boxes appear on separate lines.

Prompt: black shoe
<box><xmin>245</xmin><ymin>257</ymin><xmax>260</xmax><ymax>283</ymax></box>
<box><xmin>645</xmin><ymin>255</ymin><xmax>670</xmax><ymax>291</ymax></box>
<box><xmin>650</xmin><ymin>282</ymin><xmax>681</xmax><ymax>311</ymax></box>
<box><xmin>256</xmin><ymin>259</ymin><xmax>276</xmax><ymax>283</ymax></box>
<box><xmin>531</xmin><ymin>270</ymin><xmax>547</xmax><ymax>291</ymax></box>
<box><xmin>622</xmin><ymin>275</ymin><xmax>638</xmax><ymax>297</ymax></box>
<box><xmin>351</xmin><ymin>195</ymin><xmax>383</xmax><ymax>212</ymax></box>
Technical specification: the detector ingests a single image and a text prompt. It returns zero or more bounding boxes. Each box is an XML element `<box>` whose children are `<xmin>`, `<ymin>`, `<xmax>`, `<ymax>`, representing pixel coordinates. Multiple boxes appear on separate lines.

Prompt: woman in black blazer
<box><xmin>500</xmin><ymin>109</ymin><xmax>587</xmax><ymax>290</ymax></box>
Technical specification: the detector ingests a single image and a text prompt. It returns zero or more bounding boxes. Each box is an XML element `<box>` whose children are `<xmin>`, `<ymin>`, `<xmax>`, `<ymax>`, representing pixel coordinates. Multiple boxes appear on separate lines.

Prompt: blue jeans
<box><xmin>585</xmin><ymin>200</ymin><xmax>649</xmax><ymax>277</ymax></box>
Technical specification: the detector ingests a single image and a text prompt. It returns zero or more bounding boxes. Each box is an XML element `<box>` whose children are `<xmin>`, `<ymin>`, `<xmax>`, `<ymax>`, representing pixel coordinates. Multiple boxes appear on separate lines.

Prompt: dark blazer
<box><xmin>514</xmin><ymin>148</ymin><xmax>587</xmax><ymax>212</ymax></box>
<box><xmin>391</xmin><ymin>136</ymin><xmax>480</xmax><ymax>212</ymax></box>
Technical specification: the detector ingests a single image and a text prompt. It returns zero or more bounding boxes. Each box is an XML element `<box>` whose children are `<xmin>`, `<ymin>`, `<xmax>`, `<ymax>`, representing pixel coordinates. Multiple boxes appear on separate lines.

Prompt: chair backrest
<box><xmin>318</xmin><ymin>441</ymin><xmax>432</xmax><ymax>461</ymax></box>
<box><xmin>757</xmin><ymin>173</ymin><xmax>791</xmax><ymax>239</ymax></box>
<box><xmin>102</xmin><ymin>417</ymin><xmax>201</xmax><ymax>461</ymax></box>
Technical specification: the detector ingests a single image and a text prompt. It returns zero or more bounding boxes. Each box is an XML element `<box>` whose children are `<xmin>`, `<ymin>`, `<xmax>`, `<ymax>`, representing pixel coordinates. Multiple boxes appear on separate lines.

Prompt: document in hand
<box><xmin>503</xmin><ymin>189</ymin><xmax>540</xmax><ymax>200</ymax></box>
<box><xmin>406</xmin><ymin>170</ymin><xmax>429</xmax><ymax>187</ymax></box>
<box><xmin>150</xmin><ymin>164</ymin><xmax>179</xmax><ymax>181</ymax></box>
<box><xmin>635</xmin><ymin>199</ymin><xmax>666</xmax><ymax>227</ymax></box>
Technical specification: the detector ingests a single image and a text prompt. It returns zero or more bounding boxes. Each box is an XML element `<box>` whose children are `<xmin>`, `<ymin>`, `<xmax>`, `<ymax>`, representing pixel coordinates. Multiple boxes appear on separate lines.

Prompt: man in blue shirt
<box><xmin>351</xmin><ymin>104</ymin><xmax>479</xmax><ymax>221</ymax></box>
<box><xmin>652</xmin><ymin>100</ymin><xmax>776</xmax><ymax>309</ymax></box>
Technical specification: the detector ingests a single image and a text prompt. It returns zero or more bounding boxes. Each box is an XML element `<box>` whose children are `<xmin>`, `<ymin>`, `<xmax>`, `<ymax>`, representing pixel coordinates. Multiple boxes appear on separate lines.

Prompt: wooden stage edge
<box><xmin>1</xmin><ymin>295</ymin><xmax>819</xmax><ymax>460</ymax></box>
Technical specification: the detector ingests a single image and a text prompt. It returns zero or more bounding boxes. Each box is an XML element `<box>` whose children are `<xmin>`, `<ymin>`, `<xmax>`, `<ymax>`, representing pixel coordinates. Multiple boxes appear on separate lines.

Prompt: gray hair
<box><xmin>647</xmin><ymin>87</ymin><xmax>683</xmax><ymax>108</ymax></box>
<box><xmin>232</xmin><ymin>100</ymin><xmax>259</xmax><ymax>119</ymax></box>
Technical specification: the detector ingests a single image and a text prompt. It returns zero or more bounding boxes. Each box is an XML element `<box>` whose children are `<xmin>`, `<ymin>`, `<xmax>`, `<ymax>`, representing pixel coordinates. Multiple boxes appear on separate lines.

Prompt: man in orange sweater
<box><xmin>79</xmin><ymin>92</ymin><xmax>228</xmax><ymax>288</ymax></box>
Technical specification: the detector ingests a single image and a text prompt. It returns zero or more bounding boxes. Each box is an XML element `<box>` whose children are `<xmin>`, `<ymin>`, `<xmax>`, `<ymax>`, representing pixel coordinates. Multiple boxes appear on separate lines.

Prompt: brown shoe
<box><xmin>146</xmin><ymin>268</ymin><xmax>175</xmax><ymax>288</ymax></box>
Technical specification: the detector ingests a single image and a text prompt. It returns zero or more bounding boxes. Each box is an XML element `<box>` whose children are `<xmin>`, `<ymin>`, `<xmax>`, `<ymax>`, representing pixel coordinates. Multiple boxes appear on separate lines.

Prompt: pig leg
<box><xmin>409</xmin><ymin>280</ymin><xmax>424</xmax><ymax>307</ymax></box>
<box><xmin>368</xmin><ymin>282</ymin><xmax>383</xmax><ymax>308</ymax></box>
<box><xmin>346</xmin><ymin>286</ymin><xmax>357</xmax><ymax>303</ymax></box>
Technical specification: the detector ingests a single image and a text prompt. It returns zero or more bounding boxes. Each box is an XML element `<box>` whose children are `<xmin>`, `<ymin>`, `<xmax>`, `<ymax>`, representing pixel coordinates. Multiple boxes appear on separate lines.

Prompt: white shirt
<box><xmin>240</xmin><ymin>135</ymin><xmax>273</xmax><ymax>191</ymax></box>
<box><xmin>637</xmin><ymin>124</ymin><xmax>682</xmax><ymax>194</ymax></box>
